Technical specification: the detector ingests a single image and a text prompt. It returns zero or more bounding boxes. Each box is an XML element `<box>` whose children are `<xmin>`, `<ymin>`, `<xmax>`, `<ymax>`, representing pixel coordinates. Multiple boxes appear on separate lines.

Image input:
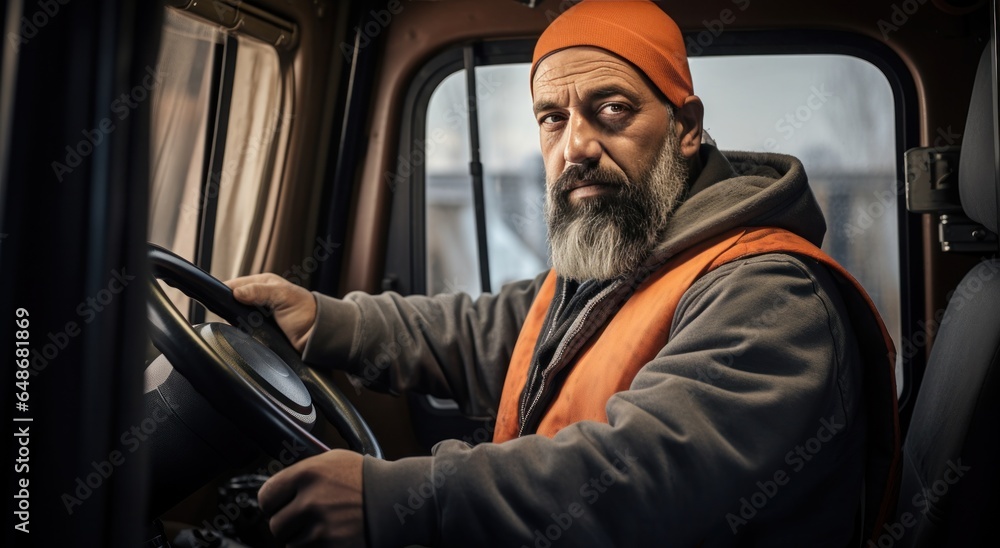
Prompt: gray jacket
<box><xmin>303</xmin><ymin>146</ymin><xmax>874</xmax><ymax>547</ymax></box>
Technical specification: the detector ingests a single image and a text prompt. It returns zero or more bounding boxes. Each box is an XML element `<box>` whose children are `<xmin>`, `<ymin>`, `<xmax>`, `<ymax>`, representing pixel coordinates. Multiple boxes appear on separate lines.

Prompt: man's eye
<box><xmin>539</xmin><ymin>114</ymin><xmax>565</xmax><ymax>125</ymax></box>
<box><xmin>601</xmin><ymin>103</ymin><xmax>629</xmax><ymax>116</ymax></box>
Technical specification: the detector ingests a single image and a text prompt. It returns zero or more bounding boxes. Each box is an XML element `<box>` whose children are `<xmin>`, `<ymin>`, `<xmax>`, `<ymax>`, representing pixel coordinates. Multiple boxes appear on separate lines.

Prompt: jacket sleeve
<box><xmin>300</xmin><ymin>271</ymin><xmax>549</xmax><ymax>418</ymax></box>
<box><xmin>360</xmin><ymin>254</ymin><xmax>868</xmax><ymax>547</ymax></box>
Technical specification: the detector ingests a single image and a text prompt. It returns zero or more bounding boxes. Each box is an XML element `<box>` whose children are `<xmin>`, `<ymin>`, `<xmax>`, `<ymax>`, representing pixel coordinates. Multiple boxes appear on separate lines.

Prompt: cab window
<box><xmin>388</xmin><ymin>45</ymin><xmax>909</xmax><ymax>391</ymax></box>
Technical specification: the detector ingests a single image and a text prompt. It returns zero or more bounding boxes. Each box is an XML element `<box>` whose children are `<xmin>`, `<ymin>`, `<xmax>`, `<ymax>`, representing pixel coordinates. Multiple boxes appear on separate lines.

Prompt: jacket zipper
<box><xmin>518</xmin><ymin>280</ymin><xmax>620</xmax><ymax>436</ymax></box>
<box><xmin>518</xmin><ymin>280</ymin><xmax>568</xmax><ymax>430</ymax></box>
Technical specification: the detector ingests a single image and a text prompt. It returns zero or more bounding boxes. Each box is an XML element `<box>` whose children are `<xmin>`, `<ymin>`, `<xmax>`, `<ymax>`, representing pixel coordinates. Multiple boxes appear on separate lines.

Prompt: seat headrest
<box><xmin>959</xmin><ymin>41</ymin><xmax>999</xmax><ymax>234</ymax></box>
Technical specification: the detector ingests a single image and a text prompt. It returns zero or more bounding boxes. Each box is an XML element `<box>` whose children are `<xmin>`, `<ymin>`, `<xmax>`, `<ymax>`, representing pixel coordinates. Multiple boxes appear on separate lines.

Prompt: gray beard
<box><xmin>545</xmin><ymin>130</ymin><xmax>690</xmax><ymax>282</ymax></box>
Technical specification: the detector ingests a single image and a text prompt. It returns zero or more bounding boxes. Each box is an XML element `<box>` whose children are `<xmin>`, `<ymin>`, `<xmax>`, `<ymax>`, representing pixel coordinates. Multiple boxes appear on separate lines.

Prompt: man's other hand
<box><xmin>258</xmin><ymin>449</ymin><xmax>366</xmax><ymax>548</ymax></box>
<box><xmin>225</xmin><ymin>274</ymin><xmax>317</xmax><ymax>353</ymax></box>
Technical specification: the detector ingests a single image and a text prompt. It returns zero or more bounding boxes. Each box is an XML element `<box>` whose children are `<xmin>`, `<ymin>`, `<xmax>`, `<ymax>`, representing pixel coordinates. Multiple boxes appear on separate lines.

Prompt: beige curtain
<box><xmin>149</xmin><ymin>9</ymin><xmax>284</xmax><ymax>317</ymax></box>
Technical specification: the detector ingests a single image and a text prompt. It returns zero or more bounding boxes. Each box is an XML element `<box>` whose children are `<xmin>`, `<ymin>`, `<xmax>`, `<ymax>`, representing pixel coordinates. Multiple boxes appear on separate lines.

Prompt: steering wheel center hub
<box><xmin>198</xmin><ymin>323</ymin><xmax>315</xmax><ymax>422</ymax></box>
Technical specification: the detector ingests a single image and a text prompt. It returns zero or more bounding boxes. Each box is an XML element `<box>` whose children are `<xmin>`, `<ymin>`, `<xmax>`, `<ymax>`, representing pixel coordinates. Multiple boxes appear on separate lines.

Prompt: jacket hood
<box><xmin>650</xmin><ymin>145</ymin><xmax>827</xmax><ymax>263</ymax></box>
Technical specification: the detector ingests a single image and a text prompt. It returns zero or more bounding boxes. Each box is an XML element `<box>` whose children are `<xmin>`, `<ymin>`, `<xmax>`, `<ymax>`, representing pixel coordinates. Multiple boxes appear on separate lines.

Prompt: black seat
<box><xmin>892</xmin><ymin>43</ymin><xmax>1000</xmax><ymax>547</ymax></box>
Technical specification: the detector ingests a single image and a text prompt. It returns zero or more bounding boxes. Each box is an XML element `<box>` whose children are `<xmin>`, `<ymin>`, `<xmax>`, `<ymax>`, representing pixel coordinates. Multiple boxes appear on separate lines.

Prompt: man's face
<box><xmin>532</xmin><ymin>47</ymin><xmax>691</xmax><ymax>281</ymax></box>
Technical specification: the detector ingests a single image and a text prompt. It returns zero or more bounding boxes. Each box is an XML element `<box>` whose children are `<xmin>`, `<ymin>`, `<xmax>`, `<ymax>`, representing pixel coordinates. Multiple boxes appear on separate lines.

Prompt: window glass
<box><xmin>425</xmin><ymin>70</ymin><xmax>477</xmax><ymax>296</ymax></box>
<box><xmin>423</xmin><ymin>54</ymin><xmax>902</xmax><ymax>386</ymax></box>
<box><xmin>424</xmin><ymin>66</ymin><xmax>546</xmax><ymax>296</ymax></box>
<box><xmin>691</xmin><ymin>56</ymin><xmax>900</xmax><ymax>387</ymax></box>
<box><xmin>149</xmin><ymin>9</ymin><xmax>284</xmax><ymax>313</ymax></box>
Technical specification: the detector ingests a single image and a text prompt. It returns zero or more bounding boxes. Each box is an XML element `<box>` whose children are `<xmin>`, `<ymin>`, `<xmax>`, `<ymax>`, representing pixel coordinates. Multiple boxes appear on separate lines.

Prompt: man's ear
<box><xmin>674</xmin><ymin>95</ymin><xmax>704</xmax><ymax>160</ymax></box>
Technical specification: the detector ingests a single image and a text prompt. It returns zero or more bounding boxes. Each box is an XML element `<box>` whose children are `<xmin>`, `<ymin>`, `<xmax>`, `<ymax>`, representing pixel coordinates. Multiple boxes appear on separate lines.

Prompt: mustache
<box><xmin>553</xmin><ymin>165</ymin><xmax>630</xmax><ymax>195</ymax></box>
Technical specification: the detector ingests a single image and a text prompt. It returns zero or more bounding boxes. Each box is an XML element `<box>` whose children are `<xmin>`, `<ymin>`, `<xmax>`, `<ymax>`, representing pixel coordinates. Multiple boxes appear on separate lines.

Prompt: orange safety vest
<box><xmin>492</xmin><ymin>226</ymin><xmax>900</xmax><ymax>536</ymax></box>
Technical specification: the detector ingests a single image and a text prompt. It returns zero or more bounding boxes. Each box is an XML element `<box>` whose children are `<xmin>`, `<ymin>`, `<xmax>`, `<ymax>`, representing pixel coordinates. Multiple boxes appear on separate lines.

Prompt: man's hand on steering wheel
<box><xmin>148</xmin><ymin>245</ymin><xmax>383</xmax><ymax>543</ymax></box>
<box><xmin>226</xmin><ymin>274</ymin><xmax>318</xmax><ymax>353</ymax></box>
<box><xmin>258</xmin><ymin>449</ymin><xmax>367</xmax><ymax>548</ymax></box>
<box><xmin>221</xmin><ymin>274</ymin><xmax>373</xmax><ymax>544</ymax></box>
<box><xmin>227</xmin><ymin>275</ymin><xmax>373</xmax><ymax>545</ymax></box>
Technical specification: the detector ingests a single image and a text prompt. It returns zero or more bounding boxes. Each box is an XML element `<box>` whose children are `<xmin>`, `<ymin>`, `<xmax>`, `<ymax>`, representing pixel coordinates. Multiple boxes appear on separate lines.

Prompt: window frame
<box><xmin>190</xmin><ymin>32</ymin><xmax>239</xmax><ymax>322</ymax></box>
<box><xmin>385</xmin><ymin>30</ymin><xmax>923</xmax><ymax>421</ymax></box>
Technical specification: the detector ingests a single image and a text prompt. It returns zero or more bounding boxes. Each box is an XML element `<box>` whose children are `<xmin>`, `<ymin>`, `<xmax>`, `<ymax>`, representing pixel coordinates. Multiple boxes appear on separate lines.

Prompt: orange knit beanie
<box><xmin>531</xmin><ymin>0</ymin><xmax>693</xmax><ymax>107</ymax></box>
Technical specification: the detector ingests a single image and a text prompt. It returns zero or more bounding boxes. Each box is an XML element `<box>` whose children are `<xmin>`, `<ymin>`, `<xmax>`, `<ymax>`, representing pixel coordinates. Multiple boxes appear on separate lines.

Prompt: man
<box><xmin>227</xmin><ymin>1</ymin><xmax>899</xmax><ymax>546</ymax></box>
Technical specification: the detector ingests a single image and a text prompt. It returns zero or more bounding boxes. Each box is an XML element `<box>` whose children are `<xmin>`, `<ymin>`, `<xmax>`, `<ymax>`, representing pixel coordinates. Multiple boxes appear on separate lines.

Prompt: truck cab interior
<box><xmin>1</xmin><ymin>0</ymin><xmax>998</xmax><ymax>546</ymax></box>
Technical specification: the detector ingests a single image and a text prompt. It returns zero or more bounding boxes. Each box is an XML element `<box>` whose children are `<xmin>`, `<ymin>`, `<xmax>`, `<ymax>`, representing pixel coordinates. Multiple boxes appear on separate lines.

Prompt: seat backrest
<box><xmin>892</xmin><ymin>42</ymin><xmax>1000</xmax><ymax>547</ymax></box>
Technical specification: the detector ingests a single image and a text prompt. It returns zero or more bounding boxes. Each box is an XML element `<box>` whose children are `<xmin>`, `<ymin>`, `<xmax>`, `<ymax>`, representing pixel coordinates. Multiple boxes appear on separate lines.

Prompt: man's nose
<box><xmin>563</xmin><ymin>114</ymin><xmax>602</xmax><ymax>167</ymax></box>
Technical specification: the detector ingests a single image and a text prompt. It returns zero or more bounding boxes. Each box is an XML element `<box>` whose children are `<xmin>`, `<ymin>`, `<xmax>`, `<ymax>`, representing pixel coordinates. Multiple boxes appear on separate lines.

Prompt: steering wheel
<box><xmin>145</xmin><ymin>243</ymin><xmax>383</xmax><ymax>461</ymax></box>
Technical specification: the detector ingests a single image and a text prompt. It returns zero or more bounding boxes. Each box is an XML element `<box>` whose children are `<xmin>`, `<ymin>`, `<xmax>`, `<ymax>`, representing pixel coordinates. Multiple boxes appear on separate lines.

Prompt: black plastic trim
<box><xmin>315</xmin><ymin>1</ymin><xmax>381</xmax><ymax>296</ymax></box>
<box><xmin>191</xmin><ymin>35</ymin><xmax>239</xmax><ymax>323</ymax></box>
<box><xmin>992</xmin><ymin>2</ymin><xmax>1000</xmax><ymax>247</ymax></box>
<box><xmin>465</xmin><ymin>44</ymin><xmax>492</xmax><ymax>294</ymax></box>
